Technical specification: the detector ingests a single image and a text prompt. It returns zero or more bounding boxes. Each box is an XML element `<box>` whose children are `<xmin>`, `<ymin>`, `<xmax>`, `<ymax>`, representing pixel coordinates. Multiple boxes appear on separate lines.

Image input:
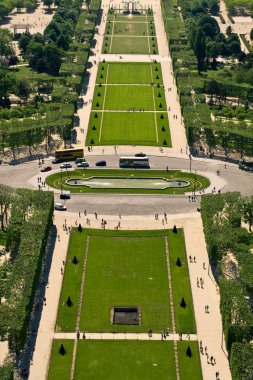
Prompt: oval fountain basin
<box><xmin>66</xmin><ymin>177</ymin><xmax>189</xmax><ymax>190</ymax></box>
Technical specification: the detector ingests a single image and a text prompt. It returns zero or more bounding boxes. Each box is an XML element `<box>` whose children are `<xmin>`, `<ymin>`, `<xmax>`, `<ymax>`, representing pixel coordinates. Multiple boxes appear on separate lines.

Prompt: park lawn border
<box><xmin>168</xmin><ymin>229</ymin><xmax>196</xmax><ymax>333</ymax></box>
<box><xmin>46</xmin><ymin>168</ymin><xmax>210</xmax><ymax>195</ymax></box>
<box><xmin>55</xmin><ymin>230</ymin><xmax>87</xmax><ymax>332</ymax></box>
<box><xmin>47</xmin><ymin>340</ymin><xmax>74</xmax><ymax>380</ymax></box>
<box><xmin>177</xmin><ymin>341</ymin><xmax>203</xmax><ymax>380</ymax></box>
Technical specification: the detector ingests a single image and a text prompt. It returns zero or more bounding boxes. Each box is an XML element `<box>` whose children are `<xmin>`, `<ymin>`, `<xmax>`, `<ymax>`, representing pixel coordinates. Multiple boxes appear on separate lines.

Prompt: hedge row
<box><xmin>0</xmin><ymin>188</ymin><xmax>54</xmax><ymax>353</ymax></box>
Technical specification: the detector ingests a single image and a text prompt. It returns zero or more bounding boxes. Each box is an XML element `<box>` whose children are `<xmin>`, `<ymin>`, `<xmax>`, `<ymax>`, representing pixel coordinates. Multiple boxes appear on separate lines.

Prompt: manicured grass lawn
<box><xmin>79</xmin><ymin>234</ymin><xmax>171</xmax><ymax>332</ymax></box>
<box><xmin>47</xmin><ymin>340</ymin><xmax>74</xmax><ymax>380</ymax></box>
<box><xmin>56</xmin><ymin>230</ymin><xmax>87</xmax><ymax>332</ymax></box>
<box><xmin>46</xmin><ymin>169</ymin><xmax>210</xmax><ymax>195</ymax></box>
<box><xmin>168</xmin><ymin>230</ymin><xmax>196</xmax><ymax>333</ymax></box>
<box><xmin>104</xmin><ymin>85</ymin><xmax>154</xmax><ymax>110</ymax></box>
<box><xmin>107</xmin><ymin>21</ymin><xmax>149</xmax><ymax>36</ymax></box>
<box><xmin>101</xmin><ymin>112</ymin><xmax>158</xmax><ymax>144</ymax></box>
<box><xmin>177</xmin><ymin>341</ymin><xmax>203</xmax><ymax>380</ymax></box>
<box><xmin>88</xmin><ymin>62</ymin><xmax>167</xmax><ymax>146</ymax></box>
<box><xmin>106</xmin><ymin>62</ymin><xmax>152</xmax><ymax>84</ymax></box>
<box><xmin>74</xmin><ymin>340</ymin><xmax>177</xmax><ymax>380</ymax></box>
<box><xmin>110</xmin><ymin>36</ymin><xmax>153</xmax><ymax>54</ymax></box>
<box><xmin>95</xmin><ymin>62</ymin><xmax>163</xmax><ymax>85</ymax></box>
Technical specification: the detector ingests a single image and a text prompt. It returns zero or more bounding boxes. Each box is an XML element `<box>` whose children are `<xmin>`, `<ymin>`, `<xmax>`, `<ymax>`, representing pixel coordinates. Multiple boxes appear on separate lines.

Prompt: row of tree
<box><xmin>201</xmin><ymin>193</ymin><xmax>253</xmax><ymax>379</ymax></box>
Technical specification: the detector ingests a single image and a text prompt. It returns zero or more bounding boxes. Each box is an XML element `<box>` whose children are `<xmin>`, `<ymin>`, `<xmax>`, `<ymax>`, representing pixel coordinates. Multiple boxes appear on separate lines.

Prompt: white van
<box><xmin>54</xmin><ymin>203</ymin><xmax>67</xmax><ymax>211</ymax></box>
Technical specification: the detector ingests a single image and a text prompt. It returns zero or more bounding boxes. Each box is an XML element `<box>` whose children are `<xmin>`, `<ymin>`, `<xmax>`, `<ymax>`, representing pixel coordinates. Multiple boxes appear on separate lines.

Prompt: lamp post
<box><xmin>60</xmin><ymin>169</ymin><xmax>63</xmax><ymax>194</ymax></box>
<box><xmin>193</xmin><ymin>170</ymin><xmax>197</xmax><ymax>197</ymax></box>
<box><xmin>189</xmin><ymin>154</ymin><xmax>192</xmax><ymax>172</ymax></box>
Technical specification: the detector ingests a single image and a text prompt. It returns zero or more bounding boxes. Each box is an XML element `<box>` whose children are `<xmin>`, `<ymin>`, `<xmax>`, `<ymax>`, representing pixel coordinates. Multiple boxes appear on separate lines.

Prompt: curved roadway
<box><xmin>0</xmin><ymin>155</ymin><xmax>252</xmax><ymax>215</ymax></box>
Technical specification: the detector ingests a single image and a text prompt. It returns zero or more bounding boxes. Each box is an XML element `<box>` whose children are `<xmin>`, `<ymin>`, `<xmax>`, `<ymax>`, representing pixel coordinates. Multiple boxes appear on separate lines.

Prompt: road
<box><xmin>0</xmin><ymin>155</ymin><xmax>252</xmax><ymax>215</ymax></box>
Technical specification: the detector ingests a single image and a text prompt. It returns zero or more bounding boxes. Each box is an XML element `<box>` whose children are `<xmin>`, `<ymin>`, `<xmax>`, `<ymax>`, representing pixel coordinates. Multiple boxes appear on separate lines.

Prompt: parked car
<box><xmin>60</xmin><ymin>162</ymin><xmax>72</xmax><ymax>169</ymax></box>
<box><xmin>41</xmin><ymin>166</ymin><xmax>52</xmax><ymax>172</ymax></box>
<box><xmin>77</xmin><ymin>162</ymin><xmax>89</xmax><ymax>168</ymax></box>
<box><xmin>54</xmin><ymin>203</ymin><xmax>67</xmax><ymax>211</ymax></box>
<box><xmin>96</xmin><ymin>160</ymin><xmax>106</xmax><ymax>166</ymax></box>
<box><xmin>135</xmin><ymin>152</ymin><xmax>146</xmax><ymax>157</ymax></box>
<box><xmin>60</xmin><ymin>193</ymin><xmax>71</xmax><ymax>200</ymax></box>
<box><xmin>52</xmin><ymin>158</ymin><xmax>63</xmax><ymax>164</ymax></box>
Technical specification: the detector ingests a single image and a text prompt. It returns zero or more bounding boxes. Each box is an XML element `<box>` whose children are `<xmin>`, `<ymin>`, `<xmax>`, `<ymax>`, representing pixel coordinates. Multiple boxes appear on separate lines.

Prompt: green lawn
<box><xmin>56</xmin><ymin>230</ymin><xmax>87</xmax><ymax>332</ymax></box>
<box><xmin>104</xmin><ymin>85</ymin><xmax>154</xmax><ymax>110</ymax></box>
<box><xmin>80</xmin><ymin>234</ymin><xmax>171</xmax><ymax>332</ymax></box>
<box><xmin>168</xmin><ymin>230</ymin><xmax>196</xmax><ymax>333</ymax></box>
<box><xmin>47</xmin><ymin>340</ymin><xmax>74</xmax><ymax>380</ymax></box>
<box><xmin>101</xmin><ymin>112</ymin><xmax>158</xmax><ymax>144</ymax></box>
<box><xmin>87</xmin><ymin>62</ymin><xmax>168</xmax><ymax>146</ymax></box>
<box><xmin>107</xmin><ymin>21</ymin><xmax>149</xmax><ymax>36</ymax></box>
<box><xmin>46</xmin><ymin>169</ymin><xmax>210</xmax><ymax>195</ymax></box>
<box><xmin>74</xmin><ymin>340</ymin><xmax>177</xmax><ymax>380</ymax></box>
<box><xmin>110</xmin><ymin>36</ymin><xmax>153</xmax><ymax>54</ymax></box>
<box><xmin>177</xmin><ymin>341</ymin><xmax>203</xmax><ymax>380</ymax></box>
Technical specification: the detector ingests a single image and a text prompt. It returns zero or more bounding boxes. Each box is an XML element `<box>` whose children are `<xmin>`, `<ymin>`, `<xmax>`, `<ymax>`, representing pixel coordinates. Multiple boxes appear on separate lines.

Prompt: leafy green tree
<box><xmin>193</xmin><ymin>27</ymin><xmax>206</xmax><ymax>72</ymax></box>
<box><xmin>241</xmin><ymin>196</ymin><xmax>253</xmax><ymax>232</ymax></box>
<box><xmin>43</xmin><ymin>0</ymin><xmax>53</xmax><ymax>11</ymax></box>
<box><xmin>0</xmin><ymin>29</ymin><xmax>14</xmax><ymax>56</ymax></box>
<box><xmin>16</xmin><ymin>79</ymin><xmax>30</xmax><ymax>104</ymax></box>
<box><xmin>250</xmin><ymin>28</ymin><xmax>253</xmax><ymax>41</ymax></box>
<box><xmin>18</xmin><ymin>32</ymin><xmax>32</xmax><ymax>55</ymax></box>
<box><xmin>0</xmin><ymin>70</ymin><xmax>15</xmax><ymax>107</ymax></box>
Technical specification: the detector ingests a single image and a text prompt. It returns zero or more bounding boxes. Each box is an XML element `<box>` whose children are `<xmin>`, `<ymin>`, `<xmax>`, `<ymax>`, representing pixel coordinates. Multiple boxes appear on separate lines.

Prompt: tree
<box><xmin>193</xmin><ymin>27</ymin><xmax>206</xmax><ymax>72</ymax></box>
<box><xmin>16</xmin><ymin>79</ymin><xmax>30</xmax><ymax>104</ymax></box>
<box><xmin>0</xmin><ymin>70</ymin><xmax>15</xmax><ymax>107</ymax></box>
<box><xmin>186</xmin><ymin>346</ymin><xmax>192</xmax><ymax>357</ymax></box>
<box><xmin>241</xmin><ymin>196</ymin><xmax>253</xmax><ymax>232</ymax></box>
<box><xmin>43</xmin><ymin>0</ymin><xmax>53</xmax><ymax>11</ymax></box>
<box><xmin>180</xmin><ymin>297</ymin><xmax>187</xmax><ymax>308</ymax></box>
<box><xmin>0</xmin><ymin>29</ymin><xmax>14</xmax><ymax>57</ymax></box>
<box><xmin>18</xmin><ymin>32</ymin><xmax>32</xmax><ymax>55</ymax></box>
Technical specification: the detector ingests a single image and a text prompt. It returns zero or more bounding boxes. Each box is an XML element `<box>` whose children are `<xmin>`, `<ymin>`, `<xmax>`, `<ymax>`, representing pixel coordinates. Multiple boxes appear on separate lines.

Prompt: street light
<box><xmin>193</xmin><ymin>170</ymin><xmax>197</xmax><ymax>197</ymax></box>
<box><xmin>189</xmin><ymin>154</ymin><xmax>192</xmax><ymax>172</ymax></box>
<box><xmin>60</xmin><ymin>169</ymin><xmax>63</xmax><ymax>194</ymax></box>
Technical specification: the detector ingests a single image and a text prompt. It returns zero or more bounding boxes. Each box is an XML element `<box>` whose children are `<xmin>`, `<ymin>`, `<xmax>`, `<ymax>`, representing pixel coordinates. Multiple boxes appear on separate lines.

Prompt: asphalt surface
<box><xmin>0</xmin><ymin>155</ymin><xmax>252</xmax><ymax>215</ymax></box>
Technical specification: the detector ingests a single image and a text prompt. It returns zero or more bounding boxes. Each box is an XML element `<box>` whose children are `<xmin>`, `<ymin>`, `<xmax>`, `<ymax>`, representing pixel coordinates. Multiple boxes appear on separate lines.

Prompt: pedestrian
<box><xmin>203</xmin><ymin>262</ymin><xmax>206</xmax><ymax>270</ymax></box>
<box><xmin>197</xmin><ymin>278</ymin><xmax>200</xmax><ymax>288</ymax></box>
<box><xmin>77</xmin><ymin>331</ymin><xmax>80</xmax><ymax>340</ymax></box>
<box><xmin>189</xmin><ymin>255</ymin><xmax>192</xmax><ymax>262</ymax></box>
<box><xmin>83</xmin><ymin>332</ymin><xmax>86</xmax><ymax>339</ymax></box>
<box><xmin>193</xmin><ymin>256</ymin><xmax>196</xmax><ymax>263</ymax></box>
<box><xmin>188</xmin><ymin>195</ymin><xmax>191</xmax><ymax>202</ymax></box>
<box><xmin>79</xmin><ymin>211</ymin><xmax>81</xmax><ymax>217</ymax></box>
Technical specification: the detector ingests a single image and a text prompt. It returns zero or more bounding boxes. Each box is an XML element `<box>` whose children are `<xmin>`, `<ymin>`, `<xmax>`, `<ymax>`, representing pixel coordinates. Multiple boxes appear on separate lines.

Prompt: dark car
<box><xmin>60</xmin><ymin>193</ymin><xmax>71</xmax><ymax>200</ymax></box>
<box><xmin>135</xmin><ymin>153</ymin><xmax>146</xmax><ymax>157</ymax></box>
<box><xmin>41</xmin><ymin>166</ymin><xmax>52</xmax><ymax>172</ymax></box>
<box><xmin>52</xmin><ymin>158</ymin><xmax>63</xmax><ymax>164</ymax></box>
<box><xmin>96</xmin><ymin>160</ymin><xmax>106</xmax><ymax>166</ymax></box>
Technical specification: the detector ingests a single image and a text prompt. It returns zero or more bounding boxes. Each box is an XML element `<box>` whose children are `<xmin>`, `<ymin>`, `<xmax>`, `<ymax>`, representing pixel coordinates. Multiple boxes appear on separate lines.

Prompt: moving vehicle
<box><xmin>60</xmin><ymin>162</ymin><xmax>72</xmax><ymax>169</ymax></box>
<box><xmin>54</xmin><ymin>203</ymin><xmax>67</xmax><ymax>211</ymax></box>
<box><xmin>239</xmin><ymin>161</ymin><xmax>253</xmax><ymax>172</ymax></box>
<box><xmin>60</xmin><ymin>193</ymin><xmax>71</xmax><ymax>200</ymax></box>
<box><xmin>41</xmin><ymin>166</ymin><xmax>52</xmax><ymax>172</ymax></box>
<box><xmin>76</xmin><ymin>157</ymin><xmax>86</xmax><ymax>164</ymax></box>
<box><xmin>96</xmin><ymin>160</ymin><xmax>106</xmax><ymax>166</ymax></box>
<box><xmin>119</xmin><ymin>156</ymin><xmax>149</xmax><ymax>168</ymax></box>
<box><xmin>55</xmin><ymin>148</ymin><xmax>84</xmax><ymax>161</ymax></box>
<box><xmin>77</xmin><ymin>162</ymin><xmax>89</xmax><ymax>168</ymax></box>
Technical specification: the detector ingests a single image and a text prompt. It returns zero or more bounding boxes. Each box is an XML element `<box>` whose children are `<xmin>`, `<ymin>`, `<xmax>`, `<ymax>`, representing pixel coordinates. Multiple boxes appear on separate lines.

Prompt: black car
<box><xmin>60</xmin><ymin>193</ymin><xmax>71</xmax><ymax>200</ymax></box>
<box><xmin>96</xmin><ymin>160</ymin><xmax>107</xmax><ymax>166</ymax></box>
<box><xmin>52</xmin><ymin>158</ymin><xmax>63</xmax><ymax>164</ymax></box>
<box><xmin>135</xmin><ymin>153</ymin><xmax>146</xmax><ymax>157</ymax></box>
